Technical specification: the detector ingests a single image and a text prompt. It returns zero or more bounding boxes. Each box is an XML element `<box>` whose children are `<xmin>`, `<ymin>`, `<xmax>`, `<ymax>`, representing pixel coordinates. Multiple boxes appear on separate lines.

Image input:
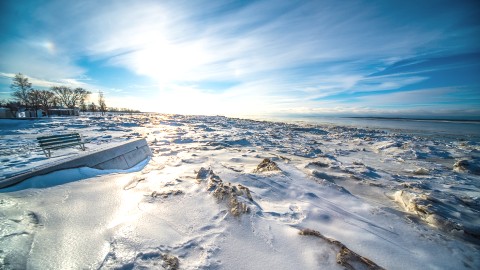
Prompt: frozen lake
<box><xmin>265</xmin><ymin>116</ymin><xmax>480</xmax><ymax>141</ymax></box>
<box><xmin>1</xmin><ymin>113</ymin><xmax>479</xmax><ymax>269</ymax></box>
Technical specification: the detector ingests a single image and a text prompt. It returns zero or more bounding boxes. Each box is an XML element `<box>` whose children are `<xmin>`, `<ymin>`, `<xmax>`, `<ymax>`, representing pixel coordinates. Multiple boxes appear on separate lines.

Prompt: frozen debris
<box><xmin>374</xmin><ymin>141</ymin><xmax>402</xmax><ymax>151</ymax></box>
<box><xmin>99</xmin><ymin>249</ymin><xmax>178</xmax><ymax>270</ymax></box>
<box><xmin>413</xmin><ymin>167</ymin><xmax>429</xmax><ymax>175</ymax></box>
<box><xmin>162</xmin><ymin>254</ymin><xmax>179</xmax><ymax>270</ymax></box>
<box><xmin>299</xmin><ymin>228</ymin><xmax>385</xmax><ymax>270</ymax></box>
<box><xmin>311</xmin><ymin>170</ymin><xmax>337</xmax><ymax>183</ymax></box>
<box><xmin>229</xmin><ymin>192</ymin><xmax>250</xmax><ymax>216</ymax></box>
<box><xmin>307</xmin><ymin>160</ymin><xmax>330</xmax><ymax>168</ymax></box>
<box><xmin>337</xmin><ymin>246</ymin><xmax>384</xmax><ymax>270</ymax></box>
<box><xmin>353</xmin><ymin>161</ymin><xmax>364</xmax><ymax>166</ymax></box>
<box><xmin>196</xmin><ymin>167</ymin><xmax>252</xmax><ymax>216</ymax></box>
<box><xmin>367</xmin><ymin>181</ymin><xmax>385</xmax><ymax>187</ymax></box>
<box><xmin>237</xmin><ymin>184</ymin><xmax>253</xmax><ymax>200</ymax></box>
<box><xmin>306</xmin><ymin>156</ymin><xmax>338</xmax><ymax>170</ymax></box>
<box><xmin>394</xmin><ymin>190</ymin><xmax>463</xmax><ymax>232</ymax></box>
<box><xmin>268</xmin><ymin>153</ymin><xmax>291</xmax><ymax>162</ymax></box>
<box><xmin>458</xmin><ymin>196</ymin><xmax>480</xmax><ymax>211</ymax></box>
<box><xmin>453</xmin><ymin>159</ymin><xmax>480</xmax><ymax>175</ymax></box>
<box><xmin>24</xmin><ymin>211</ymin><xmax>40</xmax><ymax>226</ymax></box>
<box><xmin>292</xmin><ymin>126</ymin><xmax>328</xmax><ymax>135</ymax></box>
<box><xmin>294</xmin><ymin>147</ymin><xmax>322</xmax><ymax>158</ymax></box>
<box><xmin>150</xmin><ymin>190</ymin><xmax>184</xmax><ymax>199</ymax></box>
<box><xmin>311</xmin><ymin>176</ymin><xmax>352</xmax><ymax>195</ymax></box>
<box><xmin>210</xmin><ymin>181</ymin><xmax>251</xmax><ymax>216</ymax></box>
<box><xmin>299</xmin><ymin>228</ymin><xmax>339</xmax><ymax>242</ymax></box>
<box><xmin>400</xmin><ymin>181</ymin><xmax>428</xmax><ymax>190</ymax></box>
<box><xmin>196</xmin><ymin>167</ymin><xmax>212</xmax><ymax>180</ymax></box>
<box><xmin>221</xmin><ymin>162</ymin><xmax>244</xmax><ymax>172</ymax></box>
<box><xmin>225</xmin><ymin>138</ymin><xmax>251</xmax><ymax>146</ymax></box>
<box><xmin>6</xmin><ymin>210</ymin><xmax>41</xmax><ymax>228</ymax></box>
<box><xmin>253</xmin><ymin>158</ymin><xmax>281</xmax><ymax>173</ymax></box>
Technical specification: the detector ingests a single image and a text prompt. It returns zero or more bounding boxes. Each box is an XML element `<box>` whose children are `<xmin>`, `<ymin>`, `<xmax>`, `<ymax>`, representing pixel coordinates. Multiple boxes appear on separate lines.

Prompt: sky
<box><xmin>1</xmin><ymin>0</ymin><xmax>479</xmax><ymax>119</ymax></box>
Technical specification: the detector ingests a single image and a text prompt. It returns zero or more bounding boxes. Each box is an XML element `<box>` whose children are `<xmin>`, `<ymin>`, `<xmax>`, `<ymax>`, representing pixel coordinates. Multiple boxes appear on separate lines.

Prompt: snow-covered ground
<box><xmin>0</xmin><ymin>114</ymin><xmax>479</xmax><ymax>269</ymax></box>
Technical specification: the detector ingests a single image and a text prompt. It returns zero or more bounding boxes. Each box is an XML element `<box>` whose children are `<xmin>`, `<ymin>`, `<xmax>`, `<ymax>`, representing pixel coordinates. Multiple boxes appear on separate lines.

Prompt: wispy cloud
<box><xmin>0</xmin><ymin>40</ymin><xmax>85</xmax><ymax>80</ymax></box>
<box><xmin>0</xmin><ymin>72</ymin><xmax>90</xmax><ymax>89</ymax></box>
<box><xmin>353</xmin><ymin>86</ymin><xmax>480</xmax><ymax>107</ymax></box>
<box><xmin>1</xmin><ymin>0</ymin><xmax>479</xmax><ymax>116</ymax></box>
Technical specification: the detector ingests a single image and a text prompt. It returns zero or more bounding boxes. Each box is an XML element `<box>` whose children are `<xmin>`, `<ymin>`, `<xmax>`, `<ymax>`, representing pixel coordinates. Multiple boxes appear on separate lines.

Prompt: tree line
<box><xmin>1</xmin><ymin>73</ymin><xmax>140</xmax><ymax>116</ymax></box>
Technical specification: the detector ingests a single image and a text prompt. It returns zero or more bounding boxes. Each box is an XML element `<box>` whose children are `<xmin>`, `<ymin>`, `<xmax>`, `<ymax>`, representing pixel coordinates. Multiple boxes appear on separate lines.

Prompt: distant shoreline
<box><xmin>341</xmin><ymin>116</ymin><xmax>480</xmax><ymax>123</ymax></box>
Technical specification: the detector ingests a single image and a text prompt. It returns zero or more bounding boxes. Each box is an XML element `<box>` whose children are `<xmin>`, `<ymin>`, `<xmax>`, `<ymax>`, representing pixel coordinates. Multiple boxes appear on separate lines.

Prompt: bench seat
<box><xmin>37</xmin><ymin>133</ymin><xmax>86</xmax><ymax>157</ymax></box>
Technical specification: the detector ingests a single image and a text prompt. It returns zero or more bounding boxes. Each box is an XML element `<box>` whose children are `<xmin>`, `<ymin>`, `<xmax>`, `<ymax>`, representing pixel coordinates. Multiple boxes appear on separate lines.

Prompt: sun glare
<box><xmin>133</xmin><ymin>39</ymin><xmax>209</xmax><ymax>84</ymax></box>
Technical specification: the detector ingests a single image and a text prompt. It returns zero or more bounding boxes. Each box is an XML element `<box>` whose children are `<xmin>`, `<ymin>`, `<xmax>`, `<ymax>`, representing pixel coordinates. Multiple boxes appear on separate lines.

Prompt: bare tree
<box><xmin>51</xmin><ymin>86</ymin><xmax>73</xmax><ymax>108</ymax></box>
<box><xmin>98</xmin><ymin>91</ymin><xmax>107</xmax><ymax>115</ymax></box>
<box><xmin>88</xmin><ymin>102</ymin><xmax>97</xmax><ymax>113</ymax></box>
<box><xmin>38</xmin><ymin>90</ymin><xmax>55</xmax><ymax>116</ymax></box>
<box><xmin>5</xmin><ymin>101</ymin><xmax>20</xmax><ymax>117</ymax></box>
<box><xmin>27</xmin><ymin>89</ymin><xmax>42</xmax><ymax>111</ymax></box>
<box><xmin>51</xmin><ymin>86</ymin><xmax>91</xmax><ymax>109</ymax></box>
<box><xmin>52</xmin><ymin>96</ymin><xmax>60</xmax><ymax>108</ymax></box>
<box><xmin>11</xmin><ymin>73</ymin><xmax>32</xmax><ymax>108</ymax></box>
<box><xmin>80</xmin><ymin>98</ymin><xmax>87</xmax><ymax>112</ymax></box>
<box><xmin>72</xmin><ymin>88</ymin><xmax>90</xmax><ymax>109</ymax></box>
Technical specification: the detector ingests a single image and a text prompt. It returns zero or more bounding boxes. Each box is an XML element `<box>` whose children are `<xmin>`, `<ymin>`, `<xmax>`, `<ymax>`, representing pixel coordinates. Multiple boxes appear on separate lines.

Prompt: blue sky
<box><xmin>1</xmin><ymin>0</ymin><xmax>479</xmax><ymax>118</ymax></box>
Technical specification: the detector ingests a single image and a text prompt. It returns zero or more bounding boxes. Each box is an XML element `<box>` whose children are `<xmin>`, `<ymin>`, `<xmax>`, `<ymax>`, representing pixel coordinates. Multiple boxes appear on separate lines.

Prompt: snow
<box><xmin>0</xmin><ymin>113</ymin><xmax>479</xmax><ymax>269</ymax></box>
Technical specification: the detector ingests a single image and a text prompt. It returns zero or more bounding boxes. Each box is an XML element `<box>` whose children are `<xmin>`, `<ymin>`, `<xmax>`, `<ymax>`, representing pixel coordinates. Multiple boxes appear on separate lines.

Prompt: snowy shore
<box><xmin>0</xmin><ymin>114</ymin><xmax>479</xmax><ymax>269</ymax></box>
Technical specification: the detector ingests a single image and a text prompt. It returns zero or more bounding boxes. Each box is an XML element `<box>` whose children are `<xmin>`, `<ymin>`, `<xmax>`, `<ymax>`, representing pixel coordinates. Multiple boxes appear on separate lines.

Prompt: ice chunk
<box><xmin>413</xmin><ymin>167</ymin><xmax>429</xmax><ymax>175</ymax></box>
<box><xmin>394</xmin><ymin>190</ymin><xmax>480</xmax><ymax>238</ymax></box>
<box><xmin>453</xmin><ymin>159</ymin><xmax>480</xmax><ymax>175</ymax></box>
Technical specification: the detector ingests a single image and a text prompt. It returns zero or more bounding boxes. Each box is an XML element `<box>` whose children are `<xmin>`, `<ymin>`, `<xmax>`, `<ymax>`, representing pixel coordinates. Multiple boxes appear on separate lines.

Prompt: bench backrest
<box><xmin>37</xmin><ymin>133</ymin><xmax>82</xmax><ymax>149</ymax></box>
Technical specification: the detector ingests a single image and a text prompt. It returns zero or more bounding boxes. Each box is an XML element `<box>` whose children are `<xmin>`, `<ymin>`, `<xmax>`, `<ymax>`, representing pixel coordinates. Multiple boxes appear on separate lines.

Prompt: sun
<box><xmin>132</xmin><ymin>38</ymin><xmax>209</xmax><ymax>85</ymax></box>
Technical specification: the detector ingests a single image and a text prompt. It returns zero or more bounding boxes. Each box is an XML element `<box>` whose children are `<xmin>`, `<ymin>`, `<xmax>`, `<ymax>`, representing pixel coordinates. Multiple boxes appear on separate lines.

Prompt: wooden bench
<box><xmin>37</xmin><ymin>133</ymin><xmax>86</xmax><ymax>158</ymax></box>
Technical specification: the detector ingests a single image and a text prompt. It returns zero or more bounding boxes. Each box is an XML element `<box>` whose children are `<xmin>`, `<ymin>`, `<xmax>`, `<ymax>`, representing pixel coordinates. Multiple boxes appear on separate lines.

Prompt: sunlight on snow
<box><xmin>106</xmin><ymin>175</ymin><xmax>145</xmax><ymax>229</ymax></box>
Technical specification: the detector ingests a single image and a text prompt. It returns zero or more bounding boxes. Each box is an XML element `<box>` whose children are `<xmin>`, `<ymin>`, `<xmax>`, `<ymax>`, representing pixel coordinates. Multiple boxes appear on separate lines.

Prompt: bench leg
<box><xmin>42</xmin><ymin>149</ymin><xmax>51</xmax><ymax>158</ymax></box>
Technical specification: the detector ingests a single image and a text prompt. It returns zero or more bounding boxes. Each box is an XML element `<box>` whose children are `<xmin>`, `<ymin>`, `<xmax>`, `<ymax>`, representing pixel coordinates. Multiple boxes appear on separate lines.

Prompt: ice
<box><xmin>453</xmin><ymin>159</ymin><xmax>480</xmax><ymax>175</ymax></box>
<box><xmin>1</xmin><ymin>114</ymin><xmax>479</xmax><ymax>269</ymax></box>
